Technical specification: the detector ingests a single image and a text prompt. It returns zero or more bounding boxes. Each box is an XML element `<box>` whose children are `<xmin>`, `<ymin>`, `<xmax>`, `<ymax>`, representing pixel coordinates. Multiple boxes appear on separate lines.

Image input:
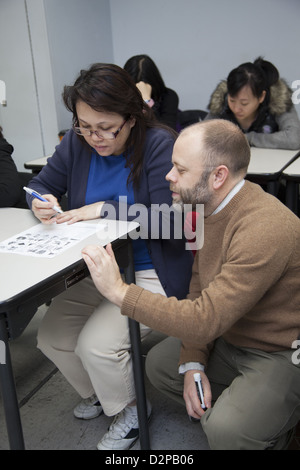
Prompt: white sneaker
<box><xmin>97</xmin><ymin>401</ymin><xmax>152</xmax><ymax>450</ymax></box>
<box><xmin>73</xmin><ymin>394</ymin><xmax>103</xmax><ymax>420</ymax></box>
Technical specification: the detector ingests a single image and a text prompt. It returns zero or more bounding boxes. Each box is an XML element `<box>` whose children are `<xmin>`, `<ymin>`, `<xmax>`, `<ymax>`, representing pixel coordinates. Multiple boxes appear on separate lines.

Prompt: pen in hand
<box><xmin>193</xmin><ymin>372</ymin><xmax>207</xmax><ymax>411</ymax></box>
<box><xmin>23</xmin><ymin>186</ymin><xmax>63</xmax><ymax>214</ymax></box>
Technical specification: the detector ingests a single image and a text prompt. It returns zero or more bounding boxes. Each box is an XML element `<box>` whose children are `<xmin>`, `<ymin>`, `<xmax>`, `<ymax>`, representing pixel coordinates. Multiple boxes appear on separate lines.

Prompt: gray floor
<box><xmin>0</xmin><ymin>305</ymin><xmax>210</xmax><ymax>451</ymax></box>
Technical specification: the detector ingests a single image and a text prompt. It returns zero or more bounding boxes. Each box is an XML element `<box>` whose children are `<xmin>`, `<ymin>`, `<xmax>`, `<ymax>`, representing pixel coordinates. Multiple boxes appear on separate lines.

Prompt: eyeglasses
<box><xmin>73</xmin><ymin>119</ymin><xmax>128</xmax><ymax>140</ymax></box>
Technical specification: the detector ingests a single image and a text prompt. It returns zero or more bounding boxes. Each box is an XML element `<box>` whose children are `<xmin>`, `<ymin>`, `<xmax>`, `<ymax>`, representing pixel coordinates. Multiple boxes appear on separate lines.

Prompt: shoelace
<box><xmin>109</xmin><ymin>409</ymin><xmax>138</xmax><ymax>438</ymax></box>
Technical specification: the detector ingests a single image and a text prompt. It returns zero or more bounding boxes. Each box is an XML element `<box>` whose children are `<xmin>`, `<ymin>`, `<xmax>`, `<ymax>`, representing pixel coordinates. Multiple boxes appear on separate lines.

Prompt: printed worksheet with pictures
<box><xmin>0</xmin><ymin>222</ymin><xmax>106</xmax><ymax>258</ymax></box>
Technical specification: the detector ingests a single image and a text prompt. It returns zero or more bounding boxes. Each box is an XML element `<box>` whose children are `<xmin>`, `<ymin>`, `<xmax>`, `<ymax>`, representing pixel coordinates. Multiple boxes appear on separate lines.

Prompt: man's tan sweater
<box><xmin>121</xmin><ymin>181</ymin><xmax>300</xmax><ymax>366</ymax></box>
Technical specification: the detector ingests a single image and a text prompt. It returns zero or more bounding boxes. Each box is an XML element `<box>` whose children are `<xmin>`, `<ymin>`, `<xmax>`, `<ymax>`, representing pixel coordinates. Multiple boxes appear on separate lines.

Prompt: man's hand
<box><xmin>82</xmin><ymin>244</ymin><xmax>129</xmax><ymax>306</ymax></box>
<box><xmin>183</xmin><ymin>370</ymin><xmax>212</xmax><ymax>420</ymax></box>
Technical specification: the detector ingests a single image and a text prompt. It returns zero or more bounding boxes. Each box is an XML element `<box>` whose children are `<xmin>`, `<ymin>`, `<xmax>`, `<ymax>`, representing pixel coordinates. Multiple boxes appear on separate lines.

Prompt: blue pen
<box><xmin>23</xmin><ymin>186</ymin><xmax>63</xmax><ymax>214</ymax></box>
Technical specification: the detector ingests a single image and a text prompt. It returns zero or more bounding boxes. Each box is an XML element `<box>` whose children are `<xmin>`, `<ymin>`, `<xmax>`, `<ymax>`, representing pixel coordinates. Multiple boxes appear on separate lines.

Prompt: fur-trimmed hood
<box><xmin>208</xmin><ymin>78</ymin><xmax>293</xmax><ymax>116</ymax></box>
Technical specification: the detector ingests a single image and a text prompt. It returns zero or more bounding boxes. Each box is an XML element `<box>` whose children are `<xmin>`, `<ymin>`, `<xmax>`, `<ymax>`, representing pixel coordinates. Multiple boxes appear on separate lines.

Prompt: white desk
<box><xmin>24</xmin><ymin>156</ymin><xmax>50</xmax><ymax>174</ymax></box>
<box><xmin>284</xmin><ymin>157</ymin><xmax>300</xmax><ymax>177</ymax></box>
<box><xmin>0</xmin><ymin>209</ymin><xmax>150</xmax><ymax>450</ymax></box>
<box><xmin>27</xmin><ymin>147</ymin><xmax>299</xmax><ymax>184</ymax></box>
<box><xmin>247</xmin><ymin>148</ymin><xmax>300</xmax><ymax>196</ymax></box>
<box><xmin>0</xmin><ymin>209</ymin><xmax>137</xmax><ymax>305</ymax></box>
<box><xmin>247</xmin><ymin>148</ymin><xmax>297</xmax><ymax>175</ymax></box>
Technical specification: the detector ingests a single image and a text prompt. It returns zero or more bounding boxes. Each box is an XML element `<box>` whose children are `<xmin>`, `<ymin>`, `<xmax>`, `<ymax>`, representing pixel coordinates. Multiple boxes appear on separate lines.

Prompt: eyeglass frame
<box><xmin>73</xmin><ymin>118</ymin><xmax>128</xmax><ymax>140</ymax></box>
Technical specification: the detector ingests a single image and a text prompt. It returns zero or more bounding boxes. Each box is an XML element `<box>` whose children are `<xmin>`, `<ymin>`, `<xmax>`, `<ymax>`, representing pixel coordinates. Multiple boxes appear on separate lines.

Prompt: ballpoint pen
<box><xmin>23</xmin><ymin>186</ymin><xmax>63</xmax><ymax>214</ymax></box>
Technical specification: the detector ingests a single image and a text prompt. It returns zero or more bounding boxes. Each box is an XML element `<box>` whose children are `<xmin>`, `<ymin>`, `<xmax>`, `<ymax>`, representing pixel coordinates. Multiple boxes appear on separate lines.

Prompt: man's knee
<box><xmin>146</xmin><ymin>337</ymin><xmax>185</xmax><ymax>406</ymax></box>
<box><xmin>201</xmin><ymin>408</ymin><xmax>242</xmax><ymax>449</ymax></box>
<box><xmin>201</xmin><ymin>406</ymin><xmax>270</xmax><ymax>450</ymax></box>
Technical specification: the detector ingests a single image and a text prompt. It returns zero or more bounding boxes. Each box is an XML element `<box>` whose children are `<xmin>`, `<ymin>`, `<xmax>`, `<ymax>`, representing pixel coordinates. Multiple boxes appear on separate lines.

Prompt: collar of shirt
<box><xmin>211</xmin><ymin>179</ymin><xmax>245</xmax><ymax>215</ymax></box>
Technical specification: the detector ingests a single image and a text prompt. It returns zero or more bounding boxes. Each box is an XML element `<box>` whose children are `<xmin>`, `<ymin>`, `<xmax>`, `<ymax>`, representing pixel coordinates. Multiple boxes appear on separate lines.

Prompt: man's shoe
<box><xmin>73</xmin><ymin>394</ymin><xmax>103</xmax><ymax>420</ymax></box>
<box><xmin>97</xmin><ymin>401</ymin><xmax>152</xmax><ymax>450</ymax></box>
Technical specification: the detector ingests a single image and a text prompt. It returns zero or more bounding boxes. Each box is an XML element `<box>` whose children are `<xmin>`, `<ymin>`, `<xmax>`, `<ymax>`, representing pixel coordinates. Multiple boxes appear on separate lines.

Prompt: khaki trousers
<box><xmin>37</xmin><ymin>270</ymin><xmax>166</xmax><ymax>416</ymax></box>
<box><xmin>146</xmin><ymin>336</ymin><xmax>300</xmax><ymax>450</ymax></box>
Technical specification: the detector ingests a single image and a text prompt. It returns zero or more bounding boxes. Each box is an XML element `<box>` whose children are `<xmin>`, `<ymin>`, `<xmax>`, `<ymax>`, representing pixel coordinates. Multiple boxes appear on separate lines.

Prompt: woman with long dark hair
<box><xmin>26</xmin><ymin>63</ymin><xmax>193</xmax><ymax>450</ymax></box>
<box><xmin>124</xmin><ymin>54</ymin><xmax>179</xmax><ymax>130</ymax></box>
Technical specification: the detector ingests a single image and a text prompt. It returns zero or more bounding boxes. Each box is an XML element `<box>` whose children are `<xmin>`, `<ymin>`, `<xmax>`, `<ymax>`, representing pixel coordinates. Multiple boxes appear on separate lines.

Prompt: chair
<box><xmin>15</xmin><ymin>172</ymin><xmax>33</xmax><ymax>209</ymax></box>
<box><xmin>16</xmin><ymin>171</ymin><xmax>68</xmax><ymax>211</ymax></box>
<box><xmin>177</xmin><ymin>109</ymin><xmax>208</xmax><ymax>131</ymax></box>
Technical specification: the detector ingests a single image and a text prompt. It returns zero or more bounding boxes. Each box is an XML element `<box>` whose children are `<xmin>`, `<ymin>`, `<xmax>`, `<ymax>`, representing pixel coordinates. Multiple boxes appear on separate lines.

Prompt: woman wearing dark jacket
<box><xmin>0</xmin><ymin>127</ymin><xmax>22</xmax><ymax>207</ymax></box>
<box><xmin>27</xmin><ymin>63</ymin><xmax>193</xmax><ymax>451</ymax></box>
<box><xmin>206</xmin><ymin>57</ymin><xmax>300</xmax><ymax>150</ymax></box>
<box><xmin>124</xmin><ymin>54</ymin><xmax>179</xmax><ymax>130</ymax></box>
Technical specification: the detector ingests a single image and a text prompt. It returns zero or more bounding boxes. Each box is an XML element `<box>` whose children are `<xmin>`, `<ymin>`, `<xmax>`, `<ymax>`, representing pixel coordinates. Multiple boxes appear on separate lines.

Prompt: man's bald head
<box><xmin>179</xmin><ymin>119</ymin><xmax>251</xmax><ymax>177</ymax></box>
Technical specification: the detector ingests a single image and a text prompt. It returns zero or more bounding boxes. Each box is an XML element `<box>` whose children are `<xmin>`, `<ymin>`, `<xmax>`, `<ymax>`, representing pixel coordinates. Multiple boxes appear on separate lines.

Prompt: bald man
<box><xmin>82</xmin><ymin>119</ymin><xmax>300</xmax><ymax>450</ymax></box>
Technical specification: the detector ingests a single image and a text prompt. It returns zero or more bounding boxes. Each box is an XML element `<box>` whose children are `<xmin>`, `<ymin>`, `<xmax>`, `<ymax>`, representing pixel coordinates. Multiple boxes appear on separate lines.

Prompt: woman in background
<box><xmin>206</xmin><ymin>57</ymin><xmax>300</xmax><ymax>149</ymax></box>
<box><xmin>124</xmin><ymin>54</ymin><xmax>179</xmax><ymax>130</ymax></box>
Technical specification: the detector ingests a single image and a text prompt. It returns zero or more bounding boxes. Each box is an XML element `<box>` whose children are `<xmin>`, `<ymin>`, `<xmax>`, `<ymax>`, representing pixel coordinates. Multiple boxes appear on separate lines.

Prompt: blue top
<box><xmin>27</xmin><ymin>127</ymin><xmax>193</xmax><ymax>299</ymax></box>
<box><xmin>86</xmin><ymin>151</ymin><xmax>153</xmax><ymax>271</ymax></box>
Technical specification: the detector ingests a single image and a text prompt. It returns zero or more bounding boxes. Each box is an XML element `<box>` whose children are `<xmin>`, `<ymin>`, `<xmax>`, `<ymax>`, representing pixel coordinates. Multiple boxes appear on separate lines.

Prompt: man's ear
<box><xmin>211</xmin><ymin>165</ymin><xmax>229</xmax><ymax>189</ymax></box>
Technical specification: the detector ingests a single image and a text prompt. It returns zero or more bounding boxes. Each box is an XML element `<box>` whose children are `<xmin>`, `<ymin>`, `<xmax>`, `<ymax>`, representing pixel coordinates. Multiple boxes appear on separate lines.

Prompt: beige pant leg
<box><xmin>37</xmin><ymin>277</ymin><xmax>103</xmax><ymax>398</ymax></box>
<box><xmin>37</xmin><ymin>270</ymin><xmax>165</xmax><ymax>416</ymax></box>
<box><xmin>76</xmin><ymin>269</ymin><xmax>166</xmax><ymax>416</ymax></box>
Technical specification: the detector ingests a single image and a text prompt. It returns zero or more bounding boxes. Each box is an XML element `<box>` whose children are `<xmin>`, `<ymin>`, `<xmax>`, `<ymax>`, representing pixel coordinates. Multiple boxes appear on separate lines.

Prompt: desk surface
<box><xmin>0</xmin><ymin>208</ymin><xmax>138</xmax><ymax>304</ymax></box>
<box><xmin>24</xmin><ymin>156</ymin><xmax>50</xmax><ymax>170</ymax></box>
<box><xmin>247</xmin><ymin>147</ymin><xmax>299</xmax><ymax>175</ymax></box>
<box><xmin>0</xmin><ymin>209</ymin><xmax>149</xmax><ymax>450</ymax></box>
<box><xmin>283</xmin><ymin>157</ymin><xmax>300</xmax><ymax>176</ymax></box>
<box><xmin>25</xmin><ymin>148</ymin><xmax>300</xmax><ymax>176</ymax></box>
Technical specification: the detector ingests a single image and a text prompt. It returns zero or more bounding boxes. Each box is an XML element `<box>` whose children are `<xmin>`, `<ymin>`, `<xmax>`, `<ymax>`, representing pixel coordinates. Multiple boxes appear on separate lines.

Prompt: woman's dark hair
<box><xmin>63</xmin><ymin>63</ymin><xmax>174</xmax><ymax>187</ymax></box>
<box><xmin>124</xmin><ymin>54</ymin><xmax>166</xmax><ymax>102</ymax></box>
<box><xmin>227</xmin><ymin>56</ymin><xmax>279</xmax><ymax>99</ymax></box>
<box><xmin>0</xmin><ymin>126</ymin><xmax>3</xmax><ymax>139</ymax></box>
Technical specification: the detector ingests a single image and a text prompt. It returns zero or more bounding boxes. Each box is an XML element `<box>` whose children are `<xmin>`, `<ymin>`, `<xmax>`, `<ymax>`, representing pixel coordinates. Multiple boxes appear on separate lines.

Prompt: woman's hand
<box><xmin>56</xmin><ymin>202</ymin><xmax>104</xmax><ymax>225</ymax></box>
<box><xmin>183</xmin><ymin>370</ymin><xmax>212</xmax><ymax>420</ymax></box>
<box><xmin>31</xmin><ymin>194</ymin><xmax>62</xmax><ymax>224</ymax></box>
<box><xmin>136</xmin><ymin>81</ymin><xmax>152</xmax><ymax>101</ymax></box>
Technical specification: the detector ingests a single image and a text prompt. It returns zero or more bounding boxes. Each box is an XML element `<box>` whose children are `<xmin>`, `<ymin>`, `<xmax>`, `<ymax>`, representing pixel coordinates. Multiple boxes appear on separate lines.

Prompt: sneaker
<box><xmin>73</xmin><ymin>394</ymin><xmax>103</xmax><ymax>420</ymax></box>
<box><xmin>97</xmin><ymin>401</ymin><xmax>152</xmax><ymax>450</ymax></box>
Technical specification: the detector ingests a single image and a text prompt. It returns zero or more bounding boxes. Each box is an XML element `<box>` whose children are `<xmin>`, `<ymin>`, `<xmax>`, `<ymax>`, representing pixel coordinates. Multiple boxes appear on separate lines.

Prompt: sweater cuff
<box><xmin>121</xmin><ymin>284</ymin><xmax>145</xmax><ymax>319</ymax></box>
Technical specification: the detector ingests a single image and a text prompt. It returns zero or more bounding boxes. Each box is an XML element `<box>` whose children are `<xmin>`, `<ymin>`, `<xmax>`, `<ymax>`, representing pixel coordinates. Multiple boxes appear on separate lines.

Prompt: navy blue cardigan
<box><xmin>27</xmin><ymin>128</ymin><xmax>193</xmax><ymax>299</ymax></box>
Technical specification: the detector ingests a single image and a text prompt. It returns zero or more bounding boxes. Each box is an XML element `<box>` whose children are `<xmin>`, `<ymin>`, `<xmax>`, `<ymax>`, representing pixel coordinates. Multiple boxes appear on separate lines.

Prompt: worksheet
<box><xmin>0</xmin><ymin>222</ymin><xmax>106</xmax><ymax>258</ymax></box>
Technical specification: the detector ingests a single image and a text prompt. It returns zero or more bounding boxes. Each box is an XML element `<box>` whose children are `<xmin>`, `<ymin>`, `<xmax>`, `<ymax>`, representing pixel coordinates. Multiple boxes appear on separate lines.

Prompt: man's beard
<box><xmin>172</xmin><ymin>170</ymin><xmax>212</xmax><ymax>211</ymax></box>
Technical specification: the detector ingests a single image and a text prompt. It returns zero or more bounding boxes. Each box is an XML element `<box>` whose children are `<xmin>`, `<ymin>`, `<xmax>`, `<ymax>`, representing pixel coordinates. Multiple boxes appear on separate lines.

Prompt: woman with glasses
<box><xmin>26</xmin><ymin>63</ymin><xmax>193</xmax><ymax>450</ymax></box>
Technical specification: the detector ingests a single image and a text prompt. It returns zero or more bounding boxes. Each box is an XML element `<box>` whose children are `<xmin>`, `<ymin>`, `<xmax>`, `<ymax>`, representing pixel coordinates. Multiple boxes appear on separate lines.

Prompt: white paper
<box><xmin>0</xmin><ymin>222</ymin><xmax>106</xmax><ymax>258</ymax></box>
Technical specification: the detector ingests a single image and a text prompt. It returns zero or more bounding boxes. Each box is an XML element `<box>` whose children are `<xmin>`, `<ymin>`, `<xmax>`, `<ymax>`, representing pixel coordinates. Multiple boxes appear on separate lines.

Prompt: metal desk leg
<box><xmin>128</xmin><ymin>318</ymin><xmax>150</xmax><ymax>450</ymax></box>
<box><xmin>0</xmin><ymin>316</ymin><xmax>25</xmax><ymax>450</ymax></box>
<box><xmin>123</xmin><ymin>242</ymin><xmax>150</xmax><ymax>450</ymax></box>
<box><xmin>286</xmin><ymin>180</ymin><xmax>299</xmax><ymax>214</ymax></box>
<box><xmin>267</xmin><ymin>180</ymin><xmax>278</xmax><ymax>196</ymax></box>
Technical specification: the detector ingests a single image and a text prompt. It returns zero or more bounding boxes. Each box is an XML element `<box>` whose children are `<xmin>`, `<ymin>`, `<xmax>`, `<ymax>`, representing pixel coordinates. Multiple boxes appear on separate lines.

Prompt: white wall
<box><xmin>110</xmin><ymin>0</ymin><xmax>300</xmax><ymax>116</ymax></box>
<box><xmin>0</xmin><ymin>0</ymin><xmax>113</xmax><ymax>171</ymax></box>
<box><xmin>0</xmin><ymin>0</ymin><xmax>54</xmax><ymax>170</ymax></box>
<box><xmin>43</xmin><ymin>0</ymin><xmax>113</xmax><ymax>131</ymax></box>
<box><xmin>0</xmin><ymin>0</ymin><xmax>299</xmax><ymax>171</ymax></box>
